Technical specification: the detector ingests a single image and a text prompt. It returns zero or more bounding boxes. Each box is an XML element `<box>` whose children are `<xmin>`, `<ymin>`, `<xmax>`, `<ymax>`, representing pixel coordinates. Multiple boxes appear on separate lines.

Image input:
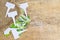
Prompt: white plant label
<box><xmin>7</xmin><ymin>11</ymin><xmax>17</xmax><ymax>25</ymax></box>
<box><xmin>4</xmin><ymin>28</ymin><xmax>11</xmax><ymax>34</ymax></box>
<box><xmin>5</xmin><ymin>2</ymin><xmax>15</xmax><ymax>17</ymax></box>
<box><xmin>4</xmin><ymin>28</ymin><xmax>27</xmax><ymax>40</ymax></box>
<box><xmin>19</xmin><ymin>3</ymin><xmax>28</xmax><ymax>16</ymax></box>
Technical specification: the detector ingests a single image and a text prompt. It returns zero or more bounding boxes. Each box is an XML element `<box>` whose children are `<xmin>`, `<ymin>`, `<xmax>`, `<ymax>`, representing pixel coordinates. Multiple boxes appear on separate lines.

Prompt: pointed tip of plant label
<box><xmin>19</xmin><ymin>3</ymin><xmax>28</xmax><ymax>9</ymax></box>
<box><xmin>5</xmin><ymin>2</ymin><xmax>15</xmax><ymax>8</ymax></box>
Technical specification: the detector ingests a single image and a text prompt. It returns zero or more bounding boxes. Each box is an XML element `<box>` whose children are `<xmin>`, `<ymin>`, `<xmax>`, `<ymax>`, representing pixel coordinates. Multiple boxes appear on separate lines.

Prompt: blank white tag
<box><xmin>11</xmin><ymin>28</ymin><xmax>19</xmax><ymax>40</ymax></box>
<box><xmin>19</xmin><ymin>3</ymin><xmax>28</xmax><ymax>16</ymax></box>
<box><xmin>11</xmin><ymin>28</ymin><xmax>27</xmax><ymax>40</ymax></box>
<box><xmin>4</xmin><ymin>28</ymin><xmax>11</xmax><ymax>34</ymax></box>
<box><xmin>5</xmin><ymin>2</ymin><xmax>15</xmax><ymax>17</ymax></box>
<box><xmin>7</xmin><ymin>11</ymin><xmax>17</xmax><ymax>25</ymax></box>
<box><xmin>6</xmin><ymin>2</ymin><xmax>15</xmax><ymax>8</ymax></box>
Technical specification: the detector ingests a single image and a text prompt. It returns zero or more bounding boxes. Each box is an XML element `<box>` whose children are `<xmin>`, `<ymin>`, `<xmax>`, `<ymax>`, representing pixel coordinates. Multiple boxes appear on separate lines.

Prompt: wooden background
<box><xmin>0</xmin><ymin>0</ymin><xmax>60</xmax><ymax>40</ymax></box>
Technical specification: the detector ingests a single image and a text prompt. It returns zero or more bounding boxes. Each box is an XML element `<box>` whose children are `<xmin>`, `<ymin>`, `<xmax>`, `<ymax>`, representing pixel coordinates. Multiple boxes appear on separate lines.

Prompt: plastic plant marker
<box><xmin>5</xmin><ymin>2</ymin><xmax>15</xmax><ymax>17</ymax></box>
<box><xmin>4</xmin><ymin>28</ymin><xmax>11</xmax><ymax>35</ymax></box>
<box><xmin>19</xmin><ymin>3</ymin><xmax>28</xmax><ymax>16</ymax></box>
<box><xmin>11</xmin><ymin>28</ymin><xmax>27</xmax><ymax>39</ymax></box>
<box><xmin>7</xmin><ymin>11</ymin><xmax>17</xmax><ymax>25</ymax></box>
<box><xmin>11</xmin><ymin>28</ymin><xmax>19</xmax><ymax>40</ymax></box>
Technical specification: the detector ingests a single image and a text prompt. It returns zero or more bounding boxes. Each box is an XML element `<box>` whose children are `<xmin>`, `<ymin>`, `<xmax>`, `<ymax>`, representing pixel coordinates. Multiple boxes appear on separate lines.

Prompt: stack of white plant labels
<box><xmin>4</xmin><ymin>2</ymin><xmax>30</xmax><ymax>40</ymax></box>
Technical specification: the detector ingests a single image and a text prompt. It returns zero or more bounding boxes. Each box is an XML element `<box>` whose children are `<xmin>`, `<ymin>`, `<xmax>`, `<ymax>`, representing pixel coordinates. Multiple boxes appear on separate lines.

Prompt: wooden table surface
<box><xmin>0</xmin><ymin>0</ymin><xmax>60</xmax><ymax>40</ymax></box>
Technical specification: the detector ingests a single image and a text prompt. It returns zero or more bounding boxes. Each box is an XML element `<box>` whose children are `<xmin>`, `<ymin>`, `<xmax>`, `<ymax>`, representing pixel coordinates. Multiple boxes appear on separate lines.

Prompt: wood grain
<box><xmin>0</xmin><ymin>0</ymin><xmax>60</xmax><ymax>40</ymax></box>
